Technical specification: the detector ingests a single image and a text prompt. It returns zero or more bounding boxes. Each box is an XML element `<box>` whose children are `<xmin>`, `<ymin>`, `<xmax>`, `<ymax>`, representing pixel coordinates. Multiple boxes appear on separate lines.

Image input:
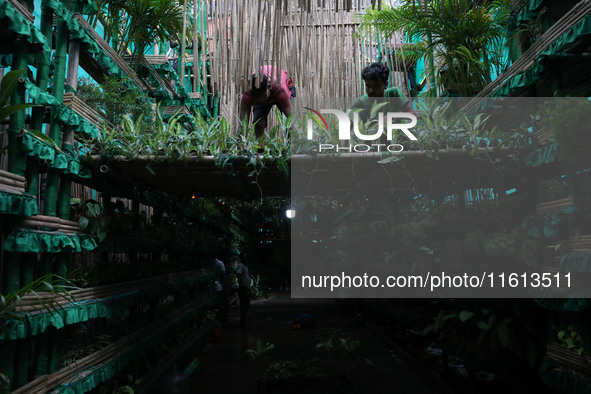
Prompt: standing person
<box><xmin>351</xmin><ymin>62</ymin><xmax>411</xmax><ymax>124</ymax></box>
<box><xmin>236</xmin><ymin>252</ymin><xmax>251</xmax><ymax>329</ymax></box>
<box><xmin>213</xmin><ymin>258</ymin><xmax>228</xmax><ymax>327</ymax></box>
<box><xmin>239</xmin><ymin>65</ymin><xmax>296</xmax><ymax>142</ymax></box>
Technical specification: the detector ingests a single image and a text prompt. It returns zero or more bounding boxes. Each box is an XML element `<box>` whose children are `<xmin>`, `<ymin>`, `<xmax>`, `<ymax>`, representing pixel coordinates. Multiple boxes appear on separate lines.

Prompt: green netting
<box><xmin>560</xmin><ymin>252</ymin><xmax>591</xmax><ymax>273</ymax></box>
<box><xmin>521</xmin><ymin>207</ymin><xmax>577</xmax><ymax>238</ymax></box>
<box><xmin>523</xmin><ymin>143</ymin><xmax>557</xmax><ymax>167</ymax></box>
<box><xmin>0</xmin><ymin>0</ymin><xmax>50</xmax><ymax>51</ymax></box>
<box><xmin>494</xmin><ymin>14</ymin><xmax>591</xmax><ymax>98</ymax></box>
<box><xmin>21</xmin><ymin>131</ymin><xmax>92</xmax><ymax>178</ymax></box>
<box><xmin>2</xmin><ymin>230</ymin><xmax>98</xmax><ymax>253</ymax></box>
<box><xmin>540</xmin><ymin>358</ymin><xmax>591</xmax><ymax>393</ymax></box>
<box><xmin>0</xmin><ymin>191</ymin><xmax>38</xmax><ymax>215</ymax></box>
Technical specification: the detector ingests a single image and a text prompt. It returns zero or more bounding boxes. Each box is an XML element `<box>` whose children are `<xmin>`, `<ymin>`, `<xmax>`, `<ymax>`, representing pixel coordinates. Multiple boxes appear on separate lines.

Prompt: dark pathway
<box><xmin>190</xmin><ymin>294</ymin><xmax>453</xmax><ymax>394</ymax></box>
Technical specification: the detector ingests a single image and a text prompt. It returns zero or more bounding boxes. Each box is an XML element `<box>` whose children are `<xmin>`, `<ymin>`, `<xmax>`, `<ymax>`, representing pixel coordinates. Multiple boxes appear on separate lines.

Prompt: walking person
<box><xmin>236</xmin><ymin>252</ymin><xmax>252</xmax><ymax>329</ymax></box>
<box><xmin>213</xmin><ymin>257</ymin><xmax>228</xmax><ymax>327</ymax></box>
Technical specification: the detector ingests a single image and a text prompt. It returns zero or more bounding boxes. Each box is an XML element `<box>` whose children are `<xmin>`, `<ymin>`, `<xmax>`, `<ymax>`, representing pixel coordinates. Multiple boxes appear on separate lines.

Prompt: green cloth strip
<box><xmin>21</xmin><ymin>132</ymin><xmax>92</xmax><ymax>178</ymax></box>
<box><xmin>0</xmin><ymin>0</ymin><xmax>50</xmax><ymax>51</ymax></box>
<box><xmin>25</xmin><ymin>81</ymin><xmax>100</xmax><ymax>139</ymax></box>
<box><xmin>560</xmin><ymin>252</ymin><xmax>591</xmax><ymax>273</ymax></box>
<box><xmin>494</xmin><ymin>14</ymin><xmax>591</xmax><ymax>98</ymax></box>
<box><xmin>0</xmin><ymin>191</ymin><xmax>38</xmax><ymax>216</ymax></box>
<box><xmin>2</xmin><ymin>230</ymin><xmax>98</xmax><ymax>253</ymax></box>
<box><xmin>0</xmin><ymin>274</ymin><xmax>216</xmax><ymax>340</ymax></box>
<box><xmin>50</xmin><ymin>299</ymin><xmax>217</xmax><ymax>394</ymax></box>
<box><xmin>507</xmin><ymin>0</ymin><xmax>545</xmax><ymax>34</ymax></box>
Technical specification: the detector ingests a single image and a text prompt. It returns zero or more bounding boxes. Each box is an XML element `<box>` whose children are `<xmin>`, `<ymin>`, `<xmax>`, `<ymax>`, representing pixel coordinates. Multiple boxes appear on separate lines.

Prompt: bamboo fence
<box><xmin>203</xmin><ymin>0</ymin><xmax>407</xmax><ymax>131</ymax></box>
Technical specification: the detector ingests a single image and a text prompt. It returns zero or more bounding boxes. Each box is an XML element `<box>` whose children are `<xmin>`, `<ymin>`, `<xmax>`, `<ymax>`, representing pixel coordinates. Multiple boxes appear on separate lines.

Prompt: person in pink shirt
<box><xmin>239</xmin><ymin>65</ymin><xmax>296</xmax><ymax>140</ymax></box>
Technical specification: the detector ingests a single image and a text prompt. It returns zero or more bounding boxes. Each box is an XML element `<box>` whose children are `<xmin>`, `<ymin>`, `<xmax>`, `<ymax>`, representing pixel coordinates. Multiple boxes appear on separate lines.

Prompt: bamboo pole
<box><xmin>180</xmin><ymin>0</ymin><xmax>188</xmax><ymax>87</ymax></box>
<box><xmin>193</xmin><ymin>0</ymin><xmax>199</xmax><ymax>93</ymax></box>
<box><xmin>0</xmin><ymin>176</ymin><xmax>26</xmax><ymax>189</ymax></box>
<box><xmin>201</xmin><ymin>0</ymin><xmax>208</xmax><ymax>99</ymax></box>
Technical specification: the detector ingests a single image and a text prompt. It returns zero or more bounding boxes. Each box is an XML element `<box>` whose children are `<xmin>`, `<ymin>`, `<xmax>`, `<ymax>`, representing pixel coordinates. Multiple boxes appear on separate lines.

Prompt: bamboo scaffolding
<box><xmin>132</xmin><ymin>321</ymin><xmax>217</xmax><ymax>392</ymax></box>
<box><xmin>6</xmin><ymin>0</ymin><xmax>34</xmax><ymax>22</ymax></box>
<box><xmin>0</xmin><ymin>175</ymin><xmax>26</xmax><ymax>189</ymax></box>
<box><xmin>0</xmin><ymin>168</ymin><xmax>26</xmax><ymax>182</ymax></box>
<box><xmin>0</xmin><ymin>183</ymin><xmax>26</xmax><ymax>195</ymax></box>
<box><xmin>74</xmin><ymin>15</ymin><xmax>146</xmax><ymax>90</ymax></box>
<box><xmin>567</xmin><ymin>235</ymin><xmax>591</xmax><ymax>252</ymax></box>
<box><xmin>465</xmin><ymin>0</ymin><xmax>591</xmax><ymax>108</ymax></box>
<box><xmin>15</xmin><ymin>268</ymin><xmax>213</xmax><ymax>312</ymax></box>
<box><xmin>533</xmin><ymin>127</ymin><xmax>553</xmax><ymax>145</ymax></box>
<box><xmin>13</xmin><ymin>295</ymin><xmax>215</xmax><ymax>394</ymax></box>
<box><xmin>535</xmin><ymin>196</ymin><xmax>575</xmax><ymax>215</ymax></box>
<box><xmin>62</xmin><ymin>92</ymin><xmax>114</xmax><ymax>131</ymax></box>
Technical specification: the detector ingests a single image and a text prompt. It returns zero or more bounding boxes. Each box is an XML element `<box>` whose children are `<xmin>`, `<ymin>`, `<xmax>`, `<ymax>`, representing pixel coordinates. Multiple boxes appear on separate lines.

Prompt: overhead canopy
<box><xmin>85</xmin><ymin>155</ymin><xmax>291</xmax><ymax>201</ymax></box>
<box><xmin>82</xmin><ymin>147</ymin><xmax>543</xmax><ymax>203</ymax></box>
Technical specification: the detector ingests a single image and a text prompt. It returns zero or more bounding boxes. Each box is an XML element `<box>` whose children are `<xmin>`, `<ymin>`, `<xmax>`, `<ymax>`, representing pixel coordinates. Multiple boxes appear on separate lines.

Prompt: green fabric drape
<box><xmin>25</xmin><ymin>81</ymin><xmax>100</xmax><ymax>139</ymax></box>
<box><xmin>21</xmin><ymin>131</ymin><xmax>92</xmax><ymax>178</ymax></box>
<box><xmin>0</xmin><ymin>273</ymin><xmax>215</xmax><ymax>340</ymax></box>
<box><xmin>0</xmin><ymin>191</ymin><xmax>38</xmax><ymax>215</ymax></box>
<box><xmin>0</xmin><ymin>0</ymin><xmax>50</xmax><ymax>51</ymax></box>
<box><xmin>74</xmin><ymin>0</ymin><xmax>98</xmax><ymax>15</ymax></box>
<box><xmin>50</xmin><ymin>302</ymin><xmax>216</xmax><ymax>394</ymax></box>
<box><xmin>2</xmin><ymin>230</ymin><xmax>97</xmax><ymax>253</ymax></box>
<box><xmin>560</xmin><ymin>252</ymin><xmax>591</xmax><ymax>273</ymax></box>
<box><xmin>507</xmin><ymin>0</ymin><xmax>545</xmax><ymax>34</ymax></box>
<box><xmin>494</xmin><ymin>15</ymin><xmax>591</xmax><ymax>98</ymax></box>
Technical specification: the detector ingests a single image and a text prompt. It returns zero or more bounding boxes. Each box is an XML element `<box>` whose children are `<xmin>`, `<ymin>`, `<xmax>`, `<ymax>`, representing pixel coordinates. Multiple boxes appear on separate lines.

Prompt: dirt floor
<box><xmin>189</xmin><ymin>294</ymin><xmax>454</xmax><ymax>394</ymax></box>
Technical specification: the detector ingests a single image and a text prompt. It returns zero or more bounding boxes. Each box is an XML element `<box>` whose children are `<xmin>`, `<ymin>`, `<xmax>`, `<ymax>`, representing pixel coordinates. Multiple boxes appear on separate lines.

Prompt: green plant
<box><xmin>76</xmin><ymin>76</ymin><xmax>152</xmax><ymax>127</ymax></box>
<box><xmin>0</xmin><ymin>275</ymin><xmax>77</xmax><ymax>337</ymax></box>
<box><xmin>97</xmin><ymin>0</ymin><xmax>183</xmax><ymax>71</ymax></box>
<box><xmin>0</xmin><ymin>69</ymin><xmax>35</xmax><ymax>121</ymax></box>
<box><xmin>553</xmin><ymin>324</ymin><xmax>584</xmax><ymax>355</ymax></box>
<box><xmin>250</xmin><ymin>274</ymin><xmax>271</xmax><ymax>300</ymax></box>
<box><xmin>357</xmin><ymin>0</ymin><xmax>512</xmax><ymax>96</ymax></box>
<box><xmin>245</xmin><ymin>339</ymin><xmax>275</xmax><ymax>361</ymax></box>
<box><xmin>260</xmin><ymin>360</ymin><xmax>323</xmax><ymax>385</ymax></box>
<box><xmin>70</xmin><ymin>198</ymin><xmax>109</xmax><ymax>242</ymax></box>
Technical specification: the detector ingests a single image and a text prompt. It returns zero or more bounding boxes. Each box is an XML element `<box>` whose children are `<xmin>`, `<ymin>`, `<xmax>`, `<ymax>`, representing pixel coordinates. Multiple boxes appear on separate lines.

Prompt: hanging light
<box><xmin>285</xmin><ymin>208</ymin><xmax>296</xmax><ymax>219</ymax></box>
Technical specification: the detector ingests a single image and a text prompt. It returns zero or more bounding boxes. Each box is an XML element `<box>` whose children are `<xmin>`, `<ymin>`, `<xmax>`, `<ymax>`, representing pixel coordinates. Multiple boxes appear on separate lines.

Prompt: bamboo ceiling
<box><xmin>204</xmin><ymin>0</ymin><xmax>408</xmax><ymax>129</ymax></box>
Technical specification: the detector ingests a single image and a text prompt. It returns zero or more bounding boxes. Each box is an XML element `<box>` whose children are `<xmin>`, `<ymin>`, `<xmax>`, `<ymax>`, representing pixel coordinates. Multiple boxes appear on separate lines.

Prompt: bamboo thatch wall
<box><xmin>206</xmin><ymin>0</ymin><xmax>408</xmax><ymax>129</ymax></box>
